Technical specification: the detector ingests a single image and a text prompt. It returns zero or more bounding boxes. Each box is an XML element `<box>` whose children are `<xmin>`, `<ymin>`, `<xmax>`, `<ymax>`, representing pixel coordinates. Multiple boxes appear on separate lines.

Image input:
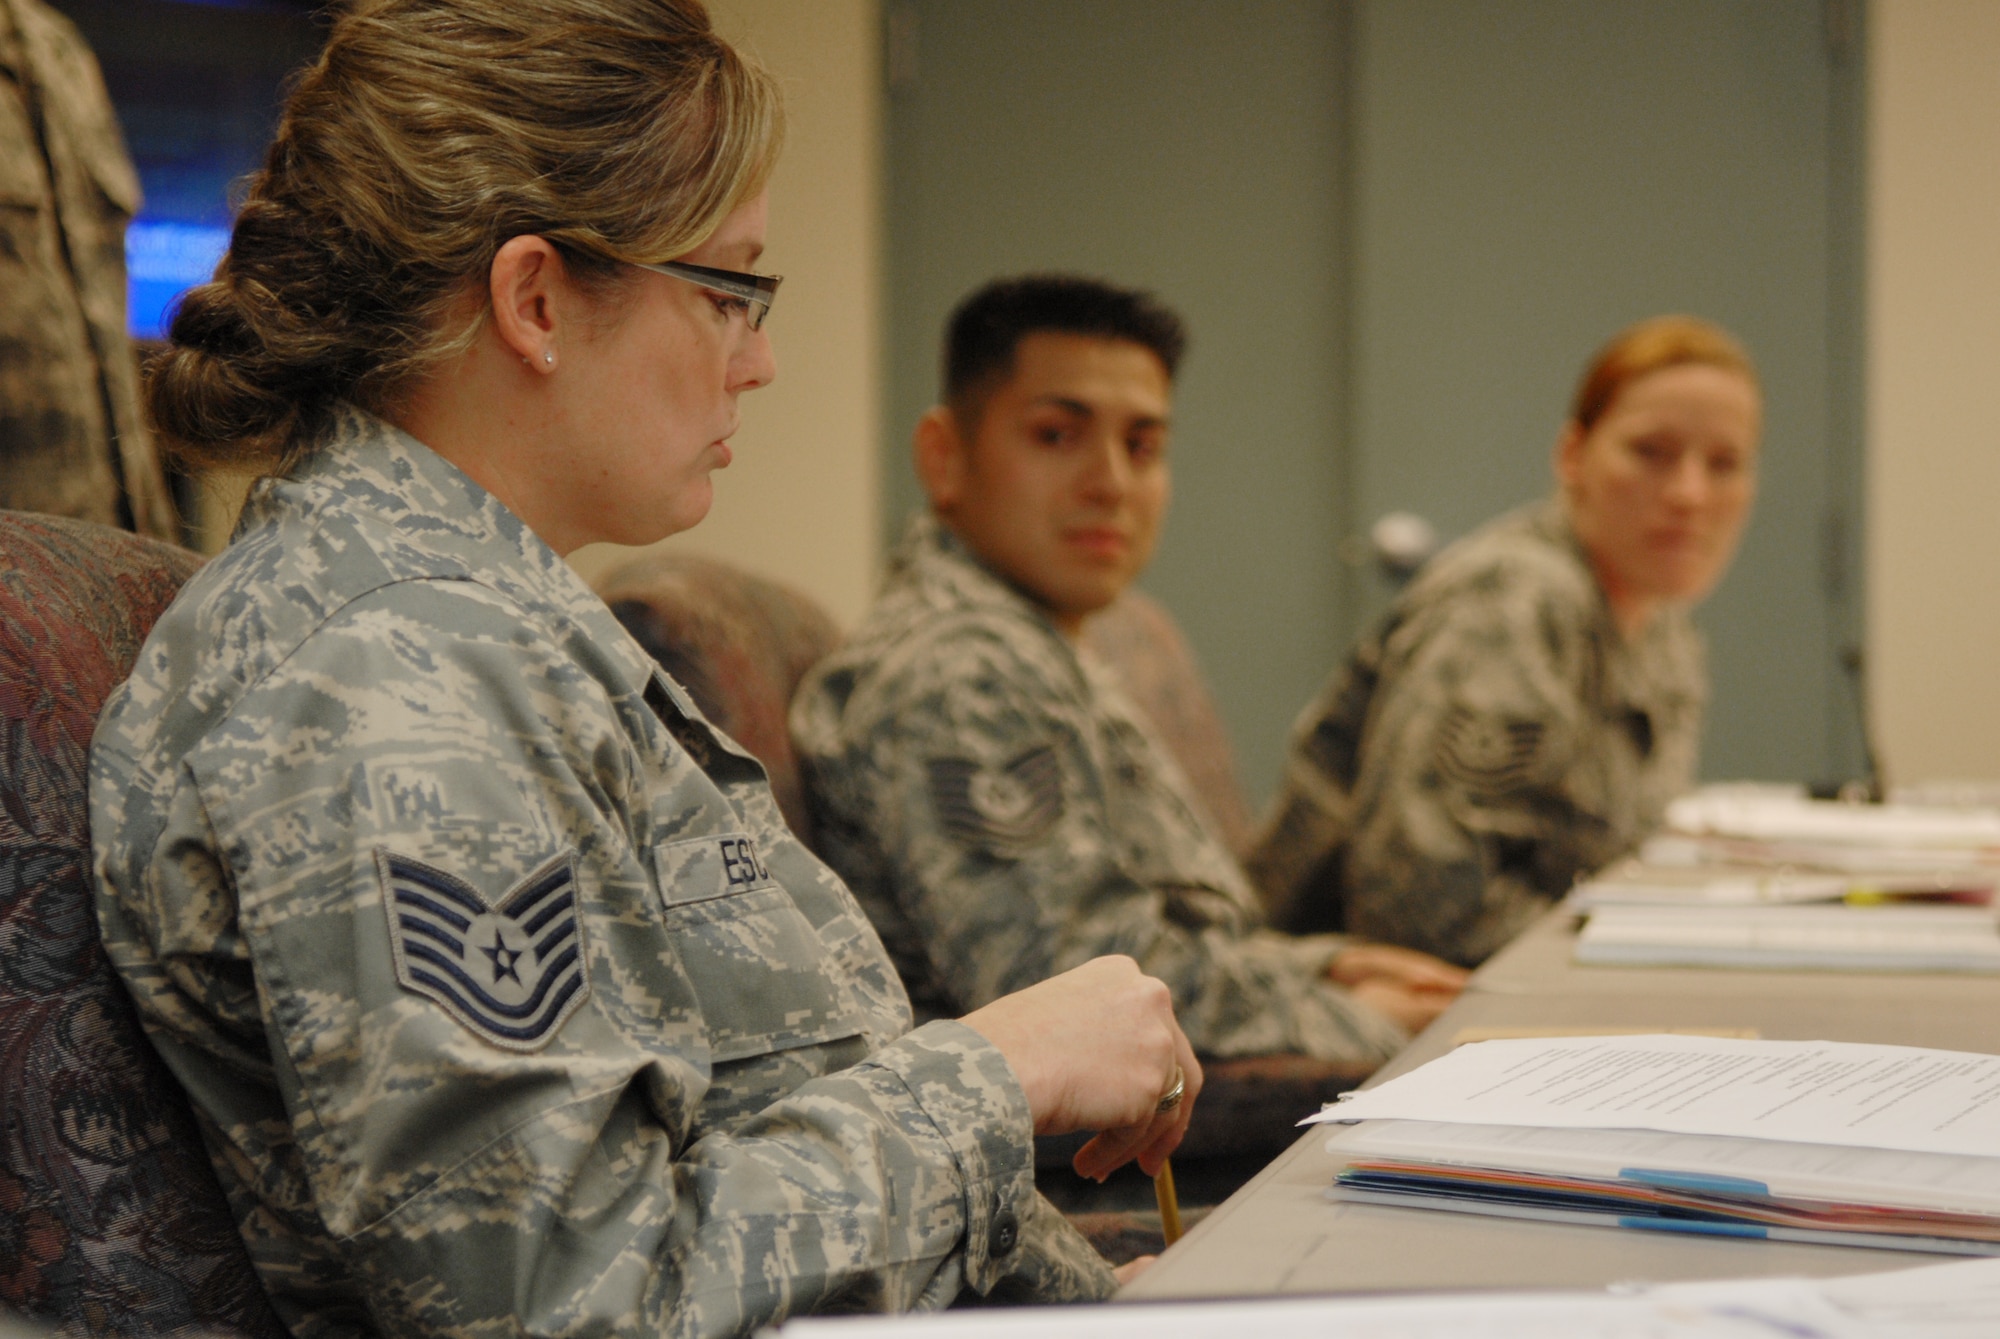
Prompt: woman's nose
<box><xmin>1664</xmin><ymin>453</ymin><xmax>1709</xmax><ymax>507</ymax></box>
<box><xmin>732</xmin><ymin>326</ymin><xmax>776</xmax><ymax>393</ymax></box>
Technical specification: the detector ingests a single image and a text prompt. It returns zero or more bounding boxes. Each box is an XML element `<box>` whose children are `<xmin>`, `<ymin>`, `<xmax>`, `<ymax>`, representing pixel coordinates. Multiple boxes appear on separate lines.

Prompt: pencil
<box><xmin>1153</xmin><ymin>1157</ymin><xmax>1183</xmax><ymax>1246</ymax></box>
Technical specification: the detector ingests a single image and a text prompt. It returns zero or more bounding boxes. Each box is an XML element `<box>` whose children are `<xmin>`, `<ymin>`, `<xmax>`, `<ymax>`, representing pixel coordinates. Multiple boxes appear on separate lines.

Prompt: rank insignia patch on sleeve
<box><xmin>377</xmin><ymin>849</ymin><xmax>590</xmax><ymax>1051</ymax></box>
<box><xmin>928</xmin><ymin>745</ymin><xmax>1064</xmax><ymax>853</ymax></box>
<box><xmin>1435</xmin><ymin>704</ymin><xmax>1549</xmax><ymax>794</ymax></box>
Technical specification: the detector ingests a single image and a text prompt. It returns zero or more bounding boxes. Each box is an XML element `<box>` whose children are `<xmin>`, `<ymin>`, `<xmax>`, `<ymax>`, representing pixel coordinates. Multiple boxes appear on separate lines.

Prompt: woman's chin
<box><xmin>661</xmin><ymin>486</ymin><xmax>716</xmax><ymax>540</ymax></box>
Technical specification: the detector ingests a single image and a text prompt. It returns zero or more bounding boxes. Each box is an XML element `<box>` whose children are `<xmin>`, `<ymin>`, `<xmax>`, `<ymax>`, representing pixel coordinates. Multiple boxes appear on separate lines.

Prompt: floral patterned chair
<box><xmin>596</xmin><ymin>551</ymin><xmax>843</xmax><ymax>848</ymax></box>
<box><xmin>0</xmin><ymin>512</ymin><xmax>283</xmax><ymax>1338</ymax></box>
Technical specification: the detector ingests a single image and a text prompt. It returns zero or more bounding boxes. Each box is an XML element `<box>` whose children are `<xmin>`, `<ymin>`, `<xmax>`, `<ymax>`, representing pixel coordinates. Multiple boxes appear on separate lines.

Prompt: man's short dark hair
<box><xmin>943</xmin><ymin>275</ymin><xmax>1188</xmax><ymax>424</ymax></box>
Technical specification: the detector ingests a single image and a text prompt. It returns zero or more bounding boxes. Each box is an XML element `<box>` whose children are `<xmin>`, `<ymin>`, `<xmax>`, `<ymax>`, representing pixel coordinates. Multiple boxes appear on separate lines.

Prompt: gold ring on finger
<box><xmin>1155</xmin><ymin>1063</ymin><xmax>1186</xmax><ymax>1114</ymax></box>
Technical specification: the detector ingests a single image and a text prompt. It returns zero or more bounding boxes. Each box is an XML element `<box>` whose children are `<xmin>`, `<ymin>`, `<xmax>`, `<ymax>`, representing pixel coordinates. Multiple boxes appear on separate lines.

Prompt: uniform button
<box><xmin>991</xmin><ymin>1210</ymin><xmax>1019</xmax><ymax>1256</ymax></box>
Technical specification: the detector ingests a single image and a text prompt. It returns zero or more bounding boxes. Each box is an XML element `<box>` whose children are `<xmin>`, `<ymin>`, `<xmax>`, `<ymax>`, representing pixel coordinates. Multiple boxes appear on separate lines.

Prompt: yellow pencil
<box><xmin>1154</xmin><ymin>1157</ymin><xmax>1183</xmax><ymax>1246</ymax></box>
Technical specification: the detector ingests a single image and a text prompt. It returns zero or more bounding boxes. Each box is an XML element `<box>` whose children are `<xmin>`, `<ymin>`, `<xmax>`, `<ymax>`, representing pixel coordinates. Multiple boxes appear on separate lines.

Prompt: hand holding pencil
<box><xmin>960</xmin><ymin>956</ymin><xmax>1203</xmax><ymax>1181</ymax></box>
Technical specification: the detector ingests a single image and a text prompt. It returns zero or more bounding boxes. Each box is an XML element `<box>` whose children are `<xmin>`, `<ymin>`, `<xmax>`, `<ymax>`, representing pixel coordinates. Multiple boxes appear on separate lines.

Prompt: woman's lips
<box><xmin>1064</xmin><ymin>527</ymin><xmax>1129</xmax><ymax>560</ymax></box>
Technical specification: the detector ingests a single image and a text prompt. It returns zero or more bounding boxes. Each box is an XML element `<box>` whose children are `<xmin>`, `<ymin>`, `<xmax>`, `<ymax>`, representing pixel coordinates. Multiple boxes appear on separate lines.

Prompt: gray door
<box><xmin>1343</xmin><ymin>0</ymin><xmax>1865</xmax><ymax>786</ymax></box>
<box><xmin>884</xmin><ymin>0</ymin><xmax>1863</xmax><ymax>803</ymax></box>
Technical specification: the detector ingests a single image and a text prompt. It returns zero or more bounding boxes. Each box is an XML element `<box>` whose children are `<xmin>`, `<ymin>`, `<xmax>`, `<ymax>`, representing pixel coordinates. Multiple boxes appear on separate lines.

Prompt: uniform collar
<box><xmin>273</xmin><ymin>404</ymin><xmax>664</xmax><ymax>702</ymax></box>
<box><xmin>892</xmin><ymin>512</ymin><xmax>1071</xmax><ymax>640</ymax></box>
<box><xmin>1529</xmin><ymin>496</ymin><xmax>1699</xmax><ymax>709</ymax></box>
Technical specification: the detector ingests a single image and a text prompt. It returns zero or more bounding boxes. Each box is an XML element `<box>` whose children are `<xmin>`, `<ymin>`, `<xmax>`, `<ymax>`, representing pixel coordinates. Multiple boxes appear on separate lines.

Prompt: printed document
<box><xmin>1307</xmin><ymin>1035</ymin><xmax>2000</xmax><ymax>1158</ymax></box>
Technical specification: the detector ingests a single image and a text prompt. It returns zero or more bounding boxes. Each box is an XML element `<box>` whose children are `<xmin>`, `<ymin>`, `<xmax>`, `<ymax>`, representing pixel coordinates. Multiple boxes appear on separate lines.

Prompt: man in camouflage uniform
<box><xmin>0</xmin><ymin>0</ymin><xmax>175</xmax><ymax>539</ymax></box>
<box><xmin>1245</xmin><ymin>500</ymin><xmax>1706</xmax><ymax>967</ymax></box>
<box><xmin>793</xmin><ymin>277</ymin><xmax>1463</xmax><ymax>1066</ymax></box>
<box><xmin>92</xmin><ymin>406</ymin><xmax>1115</xmax><ymax>1339</ymax></box>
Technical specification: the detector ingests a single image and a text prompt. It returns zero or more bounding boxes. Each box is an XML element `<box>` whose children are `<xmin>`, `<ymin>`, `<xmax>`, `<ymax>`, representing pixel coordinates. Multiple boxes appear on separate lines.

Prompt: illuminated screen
<box><xmin>46</xmin><ymin>0</ymin><xmax>322</xmax><ymax>340</ymax></box>
<box><xmin>127</xmin><ymin>220</ymin><xmax>233</xmax><ymax>340</ymax></box>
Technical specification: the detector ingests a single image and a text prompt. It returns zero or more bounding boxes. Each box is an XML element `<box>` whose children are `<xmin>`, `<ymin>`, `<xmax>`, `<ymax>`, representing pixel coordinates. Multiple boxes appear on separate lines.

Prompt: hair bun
<box><xmin>143</xmin><ymin>0</ymin><xmax>782</xmax><ymax>476</ymax></box>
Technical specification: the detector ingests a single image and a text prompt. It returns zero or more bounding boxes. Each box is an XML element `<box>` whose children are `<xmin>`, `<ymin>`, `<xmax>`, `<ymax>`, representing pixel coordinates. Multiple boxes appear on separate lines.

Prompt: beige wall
<box><xmin>568</xmin><ymin>0</ymin><xmax>884</xmax><ymax>628</ymax></box>
<box><xmin>1866</xmin><ymin>0</ymin><xmax>2000</xmax><ymax>783</ymax></box>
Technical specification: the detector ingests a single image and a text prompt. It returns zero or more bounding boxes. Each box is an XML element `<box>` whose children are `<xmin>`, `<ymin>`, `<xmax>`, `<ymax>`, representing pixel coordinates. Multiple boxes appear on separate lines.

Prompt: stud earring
<box><xmin>543</xmin><ymin>350</ymin><xmax>555</xmax><ymax>366</ymax></box>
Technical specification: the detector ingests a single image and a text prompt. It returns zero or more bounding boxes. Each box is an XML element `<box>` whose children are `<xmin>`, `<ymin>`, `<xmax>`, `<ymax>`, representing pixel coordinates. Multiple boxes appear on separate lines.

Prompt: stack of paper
<box><xmin>1309</xmin><ymin>1035</ymin><xmax>2000</xmax><ymax>1255</ymax></box>
<box><xmin>1651</xmin><ymin>790</ymin><xmax>2000</xmax><ymax>876</ymax></box>
<box><xmin>771</xmin><ymin>1257</ymin><xmax>2000</xmax><ymax>1338</ymax></box>
<box><xmin>1564</xmin><ymin>787</ymin><xmax>2000</xmax><ymax>971</ymax></box>
<box><xmin>1574</xmin><ymin>903</ymin><xmax>2000</xmax><ymax>972</ymax></box>
<box><xmin>1567</xmin><ymin>858</ymin><xmax>1993</xmax><ymax>912</ymax></box>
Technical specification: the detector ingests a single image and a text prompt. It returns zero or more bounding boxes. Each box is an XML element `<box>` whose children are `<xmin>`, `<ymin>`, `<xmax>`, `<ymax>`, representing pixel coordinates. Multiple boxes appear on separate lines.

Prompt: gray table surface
<box><xmin>1122</xmin><ymin>907</ymin><xmax>2000</xmax><ymax>1301</ymax></box>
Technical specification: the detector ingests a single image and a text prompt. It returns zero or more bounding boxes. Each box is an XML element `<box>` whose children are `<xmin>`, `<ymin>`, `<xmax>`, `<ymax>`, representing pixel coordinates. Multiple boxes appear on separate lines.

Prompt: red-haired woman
<box><xmin>1248</xmin><ymin>316</ymin><xmax>1760</xmax><ymax>967</ymax></box>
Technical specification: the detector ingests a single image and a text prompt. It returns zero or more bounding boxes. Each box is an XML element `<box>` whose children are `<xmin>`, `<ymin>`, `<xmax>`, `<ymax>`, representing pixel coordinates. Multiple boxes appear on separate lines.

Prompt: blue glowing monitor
<box><xmin>127</xmin><ymin>219</ymin><xmax>233</xmax><ymax>340</ymax></box>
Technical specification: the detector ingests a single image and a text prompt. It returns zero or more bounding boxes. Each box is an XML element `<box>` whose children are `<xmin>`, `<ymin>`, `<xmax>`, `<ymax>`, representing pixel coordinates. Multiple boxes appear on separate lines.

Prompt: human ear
<box><xmin>914</xmin><ymin>406</ymin><xmax>970</xmax><ymax>511</ymax></box>
<box><xmin>488</xmin><ymin>235</ymin><xmax>564</xmax><ymax>372</ymax></box>
<box><xmin>1552</xmin><ymin>419</ymin><xmax>1587</xmax><ymax>492</ymax></box>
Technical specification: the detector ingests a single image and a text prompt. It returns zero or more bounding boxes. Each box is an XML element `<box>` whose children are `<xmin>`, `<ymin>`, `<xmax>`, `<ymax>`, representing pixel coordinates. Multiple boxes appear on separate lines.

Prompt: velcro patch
<box><xmin>653</xmin><ymin>831</ymin><xmax>777</xmax><ymax>908</ymax></box>
<box><xmin>379</xmin><ymin>849</ymin><xmax>589</xmax><ymax>1051</ymax></box>
<box><xmin>929</xmin><ymin>746</ymin><xmax>1064</xmax><ymax>852</ymax></box>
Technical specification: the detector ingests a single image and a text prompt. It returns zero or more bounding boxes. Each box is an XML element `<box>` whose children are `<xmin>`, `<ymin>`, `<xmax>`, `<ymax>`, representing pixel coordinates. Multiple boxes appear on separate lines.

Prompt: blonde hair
<box><xmin>1569</xmin><ymin>314</ymin><xmax>1758</xmax><ymax>432</ymax></box>
<box><xmin>149</xmin><ymin>0</ymin><xmax>783</xmax><ymax>471</ymax></box>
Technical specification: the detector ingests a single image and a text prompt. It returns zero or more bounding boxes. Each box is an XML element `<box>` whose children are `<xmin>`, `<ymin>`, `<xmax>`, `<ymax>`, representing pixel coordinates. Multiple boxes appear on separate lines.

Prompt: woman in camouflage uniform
<box><xmin>88</xmin><ymin>4</ymin><xmax>1197</xmax><ymax>1335</ymax></box>
<box><xmin>1249</xmin><ymin>316</ymin><xmax>1760</xmax><ymax>968</ymax></box>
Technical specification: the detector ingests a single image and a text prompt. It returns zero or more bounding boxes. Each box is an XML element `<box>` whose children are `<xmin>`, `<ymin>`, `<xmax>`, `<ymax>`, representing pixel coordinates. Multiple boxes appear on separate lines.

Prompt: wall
<box><xmin>885</xmin><ymin>0</ymin><xmax>1865</xmax><ymax>799</ymax></box>
<box><xmin>883</xmin><ymin>0</ymin><xmax>1352</xmax><ymax>806</ymax></box>
<box><xmin>1866</xmin><ymin>0</ymin><xmax>2000</xmax><ymax>784</ymax></box>
<box><xmin>568</xmin><ymin>0</ymin><xmax>884</xmax><ymax>628</ymax></box>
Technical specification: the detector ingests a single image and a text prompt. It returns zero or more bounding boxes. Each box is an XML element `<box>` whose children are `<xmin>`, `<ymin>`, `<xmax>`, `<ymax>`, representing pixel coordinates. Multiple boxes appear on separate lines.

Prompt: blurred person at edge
<box><xmin>793</xmin><ymin>275</ymin><xmax>1467</xmax><ymax>1075</ymax></box>
<box><xmin>88</xmin><ymin>4</ymin><xmax>1198</xmax><ymax>1335</ymax></box>
<box><xmin>1247</xmin><ymin>315</ymin><xmax>1760</xmax><ymax>968</ymax></box>
<box><xmin>0</xmin><ymin>0</ymin><xmax>175</xmax><ymax>539</ymax></box>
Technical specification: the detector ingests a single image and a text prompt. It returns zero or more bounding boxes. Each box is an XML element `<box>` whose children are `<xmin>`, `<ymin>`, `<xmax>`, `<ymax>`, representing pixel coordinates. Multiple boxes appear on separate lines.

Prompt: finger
<box><xmin>1412</xmin><ymin>959</ymin><xmax>1471</xmax><ymax>988</ymax></box>
<box><xmin>1071</xmin><ymin>1120</ymin><xmax>1154</xmax><ymax>1181</ymax></box>
<box><xmin>1136</xmin><ymin>1030</ymin><xmax>1201</xmax><ymax>1175</ymax></box>
<box><xmin>1075</xmin><ymin>1029</ymin><xmax>1201</xmax><ymax>1181</ymax></box>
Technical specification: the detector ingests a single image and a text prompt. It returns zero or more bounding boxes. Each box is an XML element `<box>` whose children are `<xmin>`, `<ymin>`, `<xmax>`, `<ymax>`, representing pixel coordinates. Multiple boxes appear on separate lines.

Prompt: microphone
<box><xmin>1809</xmin><ymin>644</ymin><xmax>1885</xmax><ymax>804</ymax></box>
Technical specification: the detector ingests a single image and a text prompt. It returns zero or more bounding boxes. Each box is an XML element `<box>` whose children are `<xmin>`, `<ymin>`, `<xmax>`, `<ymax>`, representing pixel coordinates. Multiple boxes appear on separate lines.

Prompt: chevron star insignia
<box><xmin>927</xmin><ymin>744</ymin><xmax>1064</xmax><ymax>853</ymax></box>
<box><xmin>377</xmin><ymin>848</ymin><xmax>590</xmax><ymax>1051</ymax></box>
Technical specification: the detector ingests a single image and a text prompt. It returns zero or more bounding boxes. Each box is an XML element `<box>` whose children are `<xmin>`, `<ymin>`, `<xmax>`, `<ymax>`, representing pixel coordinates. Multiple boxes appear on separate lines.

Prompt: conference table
<box><xmin>1122</xmin><ymin>906</ymin><xmax>2000</xmax><ymax>1301</ymax></box>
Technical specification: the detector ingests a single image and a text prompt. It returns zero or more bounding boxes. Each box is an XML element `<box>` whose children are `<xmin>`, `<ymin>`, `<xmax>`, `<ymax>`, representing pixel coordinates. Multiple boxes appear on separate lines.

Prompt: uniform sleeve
<box><xmin>126</xmin><ymin>579</ymin><xmax>1102</xmax><ymax>1339</ymax></box>
<box><xmin>816</xmin><ymin>623</ymin><xmax>1405</xmax><ymax>1065</ymax></box>
<box><xmin>1286</xmin><ymin>573</ymin><xmax>1608</xmax><ymax>968</ymax></box>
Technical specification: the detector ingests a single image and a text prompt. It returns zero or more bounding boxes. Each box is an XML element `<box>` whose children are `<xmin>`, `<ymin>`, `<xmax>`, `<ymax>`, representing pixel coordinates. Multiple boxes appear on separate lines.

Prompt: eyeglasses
<box><xmin>634</xmin><ymin>259</ymin><xmax>782</xmax><ymax>331</ymax></box>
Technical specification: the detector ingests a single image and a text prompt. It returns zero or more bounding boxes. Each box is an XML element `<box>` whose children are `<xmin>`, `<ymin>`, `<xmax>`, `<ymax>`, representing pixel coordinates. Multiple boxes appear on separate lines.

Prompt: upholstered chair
<box><xmin>596</xmin><ymin>551</ymin><xmax>842</xmax><ymax>847</ymax></box>
<box><xmin>1081</xmin><ymin>589</ymin><xmax>1255</xmax><ymax>859</ymax></box>
<box><xmin>0</xmin><ymin>512</ymin><xmax>284</xmax><ymax>1338</ymax></box>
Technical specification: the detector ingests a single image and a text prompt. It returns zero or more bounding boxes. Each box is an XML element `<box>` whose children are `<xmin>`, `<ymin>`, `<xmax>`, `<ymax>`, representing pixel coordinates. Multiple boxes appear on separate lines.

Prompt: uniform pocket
<box><xmin>652</xmin><ymin>831</ymin><xmax>862</xmax><ymax>1062</ymax></box>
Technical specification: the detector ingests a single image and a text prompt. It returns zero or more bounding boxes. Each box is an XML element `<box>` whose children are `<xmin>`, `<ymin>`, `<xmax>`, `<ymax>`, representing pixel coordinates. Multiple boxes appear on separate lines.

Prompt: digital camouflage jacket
<box><xmin>791</xmin><ymin>516</ymin><xmax>1406</xmax><ymax>1065</ymax></box>
<box><xmin>90</xmin><ymin>409</ymin><xmax>1112</xmax><ymax>1339</ymax></box>
<box><xmin>1246</xmin><ymin>501</ymin><xmax>1705</xmax><ymax>967</ymax></box>
<box><xmin>0</xmin><ymin>0</ymin><xmax>174</xmax><ymax>539</ymax></box>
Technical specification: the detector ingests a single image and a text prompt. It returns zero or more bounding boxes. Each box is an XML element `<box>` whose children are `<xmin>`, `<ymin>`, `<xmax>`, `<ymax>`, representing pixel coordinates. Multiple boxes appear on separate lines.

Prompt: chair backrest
<box><xmin>1082</xmin><ymin>589</ymin><xmax>1255</xmax><ymax>858</ymax></box>
<box><xmin>595</xmin><ymin>552</ymin><xmax>842</xmax><ymax>847</ymax></box>
<box><xmin>0</xmin><ymin>512</ymin><xmax>285</xmax><ymax>1339</ymax></box>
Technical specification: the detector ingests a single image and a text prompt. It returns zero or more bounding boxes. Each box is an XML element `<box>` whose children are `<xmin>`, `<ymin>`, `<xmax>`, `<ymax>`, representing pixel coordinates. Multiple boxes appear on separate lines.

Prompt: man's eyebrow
<box><xmin>1028</xmin><ymin>395</ymin><xmax>1094</xmax><ymax>416</ymax></box>
<box><xmin>1027</xmin><ymin>397</ymin><xmax>1171</xmax><ymax>431</ymax></box>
